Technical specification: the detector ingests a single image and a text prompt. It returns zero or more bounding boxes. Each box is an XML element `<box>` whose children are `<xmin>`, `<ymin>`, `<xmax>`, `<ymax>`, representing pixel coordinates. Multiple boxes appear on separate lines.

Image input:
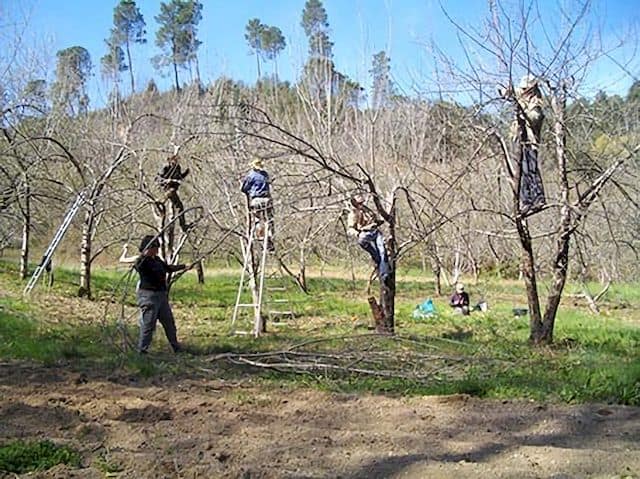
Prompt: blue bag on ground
<box><xmin>412</xmin><ymin>298</ymin><xmax>435</xmax><ymax>319</ymax></box>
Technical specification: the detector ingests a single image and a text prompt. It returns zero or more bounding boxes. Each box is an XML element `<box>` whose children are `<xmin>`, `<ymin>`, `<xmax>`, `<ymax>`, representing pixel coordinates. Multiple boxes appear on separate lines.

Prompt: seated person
<box><xmin>450</xmin><ymin>283</ymin><xmax>470</xmax><ymax>315</ymax></box>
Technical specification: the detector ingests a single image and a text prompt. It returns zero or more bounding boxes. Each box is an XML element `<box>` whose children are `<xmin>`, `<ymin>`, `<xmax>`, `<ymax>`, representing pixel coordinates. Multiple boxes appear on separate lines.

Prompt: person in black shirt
<box><xmin>450</xmin><ymin>283</ymin><xmax>470</xmax><ymax>315</ymax></box>
<box><xmin>134</xmin><ymin>234</ymin><xmax>187</xmax><ymax>353</ymax></box>
<box><xmin>158</xmin><ymin>155</ymin><xmax>191</xmax><ymax>232</ymax></box>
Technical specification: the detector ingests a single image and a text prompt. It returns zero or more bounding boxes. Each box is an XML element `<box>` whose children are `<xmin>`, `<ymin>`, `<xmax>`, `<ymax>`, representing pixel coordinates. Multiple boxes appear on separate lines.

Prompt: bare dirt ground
<box><xmin>1</xmin><ymin>362</ymin><xmax>638</xmax><ymax>479</ymax></box>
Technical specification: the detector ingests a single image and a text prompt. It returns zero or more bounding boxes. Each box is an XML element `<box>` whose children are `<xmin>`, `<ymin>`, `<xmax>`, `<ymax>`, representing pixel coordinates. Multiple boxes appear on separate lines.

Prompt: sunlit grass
<box><xmin>0</xmin><ymin>259</ymin><xmax>638</xmax><ymax>405</ymax></box>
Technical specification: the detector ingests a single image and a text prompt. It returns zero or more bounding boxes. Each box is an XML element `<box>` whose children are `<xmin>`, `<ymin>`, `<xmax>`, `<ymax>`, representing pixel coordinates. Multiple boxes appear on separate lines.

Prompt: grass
<box><xmin>0</xmin><ymin>440</ymin><xmax>80</xmax><ymax>474</ymax></box>
<box><xmin>0</xmin><ymin>259</ymin><xmax>638</xmax><ymax>405</ymax></box>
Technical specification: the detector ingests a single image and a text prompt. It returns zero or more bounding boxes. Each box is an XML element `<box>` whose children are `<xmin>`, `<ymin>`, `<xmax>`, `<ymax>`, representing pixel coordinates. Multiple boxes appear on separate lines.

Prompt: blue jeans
<box><xmin>358</xmin><ymin>230</ymin><xmax>390</xmax><ymax>280</ymax></box>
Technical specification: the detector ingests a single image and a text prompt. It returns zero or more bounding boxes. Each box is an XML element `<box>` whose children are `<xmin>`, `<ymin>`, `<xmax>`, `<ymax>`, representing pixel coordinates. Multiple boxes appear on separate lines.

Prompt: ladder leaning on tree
<box><xmin>23</xmin><ymin>190</ymin><xmax>85</xmax><ymax>295</ymax></box>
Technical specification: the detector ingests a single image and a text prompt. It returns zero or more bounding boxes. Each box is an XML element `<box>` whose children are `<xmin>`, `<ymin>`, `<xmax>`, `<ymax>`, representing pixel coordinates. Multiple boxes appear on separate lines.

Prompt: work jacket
<box><xmin>241</xmin><ymin>169</ymin><xmax>271</xmax><ymax>199</ymax></box>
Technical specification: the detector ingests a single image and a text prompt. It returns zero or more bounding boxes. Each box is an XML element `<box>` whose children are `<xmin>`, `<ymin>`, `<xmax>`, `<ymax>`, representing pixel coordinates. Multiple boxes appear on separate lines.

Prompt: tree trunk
<box><xmin>298</xmin><ymin>243</ymin><xmax>307</xmax><ymax>292</ymax></box>
<box><xmin>377</xmin><ymin>270</ymin><xmax>395</xmax><ymax>334</ymax></box>
<box><xmin>538</xmin><ymin>87</ymin><xmax>571</xmax><ymax>344</ymax></box>
<box><xmin>516</xmin><ymin>218</ymin><xmax>544</xmax><ymax>343</ymax></box>
<box><xmin>540</xmin><ymin>226</ymin><xmax>571</xmax><ymax>342</ymax></box>
<box><xmin>126</xmin><ymin>40</ymin><xmax>135</xmax><ymax>93</ymax></box>
<box><xmin>173</xmin><ymin>61</ymin><xmax>180</xmax><ymax>92</ymax></box>
<box><xmin>196</xmin><ymin>260</ymin><xmax>204</xmax><ymax>284</ymax></box>
<box><xmin>19</xmin><ymin>186</ymin><xmax>30</xmax><ymax>280</ymax></box>
<box><xmin>79</xmin><ymin>209</ymin><xmax>93</xmax><ymax>298</ymax></box>
<box><xmin>377</xmin><ymin>222</ymin><xmax>397</xmax><ymax>334</ymax></box>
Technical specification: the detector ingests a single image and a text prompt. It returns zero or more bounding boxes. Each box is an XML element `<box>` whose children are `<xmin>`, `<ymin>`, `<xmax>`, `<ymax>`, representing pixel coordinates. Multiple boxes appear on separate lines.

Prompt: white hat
<box><xmin>519</xmin><ymin>74</ymin><xmax>538</xmax><ymax>89</ymax></box>
<box><xmin>456</xmin><ymin>283</ymin><xmax>465</xmax><ymax>293</ymax></box>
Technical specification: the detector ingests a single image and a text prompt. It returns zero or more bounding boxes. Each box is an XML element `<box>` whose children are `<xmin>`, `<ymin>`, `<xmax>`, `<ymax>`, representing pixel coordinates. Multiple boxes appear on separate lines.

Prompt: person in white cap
<box><xmin>450</xmin><ymin>283</ymin><xmax>470</xmax><ymax>315</ymax></box>
<box><xmin>500</xmin><ymin>74</ymin><xmax>546</xmax><ymax>216</ymax></box>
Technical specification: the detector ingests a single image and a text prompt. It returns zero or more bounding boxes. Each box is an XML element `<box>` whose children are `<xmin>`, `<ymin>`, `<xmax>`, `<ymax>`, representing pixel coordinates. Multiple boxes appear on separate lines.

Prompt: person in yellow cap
<box><xmin>241</xmin><ymin>158</ymin><xmax>274</xmax><ymax>249</ymax></box>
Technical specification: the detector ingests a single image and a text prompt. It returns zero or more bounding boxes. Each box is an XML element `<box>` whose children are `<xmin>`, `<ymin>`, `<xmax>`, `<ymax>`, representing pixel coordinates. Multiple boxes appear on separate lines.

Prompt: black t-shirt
<box><xmin>450</xmin><ymin>291</ymin><xmax>469</xmax><ymax>308</ymax></box>
<box><xmin>159</xmin><ymin>164</ymin><xmax>188</xmax><ymax>189</ymax></box>
<box><xmin>134</xmin><ymin>256</ymin><xmax>184</xmax><ymax>291</ymax></box>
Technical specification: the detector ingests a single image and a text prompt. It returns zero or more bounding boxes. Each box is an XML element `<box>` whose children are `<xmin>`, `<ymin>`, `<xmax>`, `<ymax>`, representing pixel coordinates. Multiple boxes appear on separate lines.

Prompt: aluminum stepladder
<box><xmin>23</xmin><ymin>190</ymin><xmax>85</xmax><ymax>295</ymax></box>
<box><xmin>231</xmin><ymin>207</ymin><xmax>294</xmax><ymax>336</ymax></box>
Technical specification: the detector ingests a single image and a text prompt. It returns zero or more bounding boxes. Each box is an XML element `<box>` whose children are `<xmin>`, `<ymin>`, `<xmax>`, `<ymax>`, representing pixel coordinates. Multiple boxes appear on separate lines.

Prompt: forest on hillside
<box><xmin>1</xmin><ymin>0</ymin><xmax>638</xmax><ymax>342</ymax></box>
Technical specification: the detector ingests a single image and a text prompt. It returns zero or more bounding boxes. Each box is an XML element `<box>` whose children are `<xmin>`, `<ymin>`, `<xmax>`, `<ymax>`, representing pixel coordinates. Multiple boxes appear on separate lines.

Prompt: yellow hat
<box><xmin>251</xmin><ymin>158</ymin><xmax>264</xmax><ymax>169</ymax></box>
<box><xmin>456</xmin><ymin>283</ymin><xmax>465</xmax><ymax>292</ymax></box>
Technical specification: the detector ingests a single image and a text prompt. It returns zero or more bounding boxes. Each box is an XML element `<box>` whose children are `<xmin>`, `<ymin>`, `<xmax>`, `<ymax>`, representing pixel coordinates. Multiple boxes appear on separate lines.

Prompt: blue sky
<box><xmin>7</xmin><ymin>0</ymin><xmax>640</xmax><ymax>106</ymax></box>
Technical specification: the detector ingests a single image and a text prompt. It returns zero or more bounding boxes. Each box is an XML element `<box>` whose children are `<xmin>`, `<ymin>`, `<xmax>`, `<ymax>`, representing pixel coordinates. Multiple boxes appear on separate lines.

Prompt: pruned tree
<box><xmin>439</xmin><ymin>0</ymin><xmax>640</xmax><ymax>344</ymax></box>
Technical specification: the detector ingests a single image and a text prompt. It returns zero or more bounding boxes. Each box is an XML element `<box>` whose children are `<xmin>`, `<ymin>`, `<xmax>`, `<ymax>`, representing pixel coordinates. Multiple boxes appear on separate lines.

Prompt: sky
<box><xmin>3</xmin><ymin>0</ymin><xmax>639</xmax><ymax>107</ymax></box>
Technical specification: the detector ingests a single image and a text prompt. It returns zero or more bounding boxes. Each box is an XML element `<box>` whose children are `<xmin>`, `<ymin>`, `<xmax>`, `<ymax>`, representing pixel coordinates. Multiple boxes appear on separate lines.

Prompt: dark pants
<box><xmin>164</xmin><ymin>188</ymin><xmax>188</xmax><ymax>231</ymax></box>
<box><xmin>357</xmin><ymin>229</ymin><xmax>390</xmax><ymax>279</ymax></box>
<box><xmin>518</xmin><ymin>146</ymin><xmax>546</xmax><ymax>214</ymax></box>
<box><xmin>136</xmin><ymin>289</ymin><xmax>180</xmax><ymax>353</ymax></box>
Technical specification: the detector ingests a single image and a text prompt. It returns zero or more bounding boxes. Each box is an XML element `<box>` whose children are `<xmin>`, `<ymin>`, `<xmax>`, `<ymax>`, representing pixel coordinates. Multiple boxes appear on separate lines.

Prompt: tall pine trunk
<box><xmin>173</xmin><ymin>61</ymin><xmax>180</xmax><ymax>92</ymax></box>
<box><xmin>126</xmin><ymin>40</ymin><xmax>135</xmax><ymax>93</ymax></box>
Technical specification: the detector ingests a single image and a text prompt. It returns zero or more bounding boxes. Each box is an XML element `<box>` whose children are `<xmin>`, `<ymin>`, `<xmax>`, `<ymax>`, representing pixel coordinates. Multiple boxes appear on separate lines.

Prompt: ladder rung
<box><xmin>237</xmin><ymin>303</ymin><xmax>258</xmax><ymax>307</ymax></box>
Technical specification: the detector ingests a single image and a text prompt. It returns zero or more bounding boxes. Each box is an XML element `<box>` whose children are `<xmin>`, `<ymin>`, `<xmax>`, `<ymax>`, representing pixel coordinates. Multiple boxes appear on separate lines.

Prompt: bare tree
<box><xmin>439</xmin><ymin>0</ymin><xmax>639</xmax><ymax>344</ymax></box>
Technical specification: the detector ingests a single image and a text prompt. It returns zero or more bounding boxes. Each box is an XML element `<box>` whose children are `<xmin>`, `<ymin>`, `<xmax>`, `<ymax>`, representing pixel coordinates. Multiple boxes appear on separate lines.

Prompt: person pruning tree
<box><xmin>499</xmin><ymin>74</ymin><xmax>547</xmax><ymax>216</ymax></box>
<box><xmin>241</xmin><ymin>158</ymin><xmax>274</xmax><ymax>250</ymax></box>
<box><xmin>347</xmin><ymin>193</ymin><xmax>390</xmax><ymax>282</ymax></box>
<box><xmin>158</xmin><ymin>154</ymin><xmax>191</xmax><ymax>232</ymax></box>
<box><xmin>133</xmin><ymin>234</ymin><xmax>188</xmax><ymax>354</ymax></box>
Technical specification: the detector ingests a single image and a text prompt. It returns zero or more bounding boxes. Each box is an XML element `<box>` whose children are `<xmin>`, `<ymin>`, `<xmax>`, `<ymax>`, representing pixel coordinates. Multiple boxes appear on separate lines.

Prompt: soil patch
<box><xmin>0</xmin><ymin>363</ymin><xmax>638</xmax><ymax>478</ymax></box>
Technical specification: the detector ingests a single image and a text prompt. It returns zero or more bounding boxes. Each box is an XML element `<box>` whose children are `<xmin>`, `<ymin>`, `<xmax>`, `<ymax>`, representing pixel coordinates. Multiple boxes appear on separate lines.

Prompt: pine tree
<box><xmin>100</xmin><ymin>39</ymin><xmax>127</xmax><ymax>101</ymax></box>
<box><xmin>51</xmin><ymin>46</ymin><xmax>92</xmax><ymax>116</ymax></box>
<box><xmin>154</xmin><ymin>0</ymin><xmax>203</xmax><ymax>92</ymax></box>
<box><xmin>261</xmin><ymin>25</ymin><xmax>286</xmax><ymax>80</ymax></box>
<box><xmin>245</xmin><ymin>18</ymin><xmax>265</xmax><ymax>80</ymax></box>
<box><xmin>109</xmin><ymin>0</ymin><xmax>146</xmax><ymax>94</ymax></box>
<box><xmin>370</xmin><ymin>50</ymin><xmax>394</xmax><ymax>110</ymax></box>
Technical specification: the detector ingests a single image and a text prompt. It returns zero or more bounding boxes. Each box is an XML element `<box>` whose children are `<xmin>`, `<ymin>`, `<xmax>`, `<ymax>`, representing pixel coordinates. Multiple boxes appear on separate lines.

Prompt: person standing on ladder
<box><xmin>241</xmin><ymin>158</ymin><xmax>274</xmax><ymax>251</ymax></box>
<box><xmin>157</xmin><ymin>154</ymin><xmax>191</xmax><ymax>232</ymax></box>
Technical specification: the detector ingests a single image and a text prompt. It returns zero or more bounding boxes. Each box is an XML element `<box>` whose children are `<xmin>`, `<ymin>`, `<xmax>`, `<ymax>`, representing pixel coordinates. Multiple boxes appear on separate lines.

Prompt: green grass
<box><xmin>0</xmin><ymin>259</ymin><xmax>638</xmax><ymax>405</ymax></box>
<box><xmin>0</xmin><ymin>440</ymin><xmax>80</xmax><ymax>474</ymax></box>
